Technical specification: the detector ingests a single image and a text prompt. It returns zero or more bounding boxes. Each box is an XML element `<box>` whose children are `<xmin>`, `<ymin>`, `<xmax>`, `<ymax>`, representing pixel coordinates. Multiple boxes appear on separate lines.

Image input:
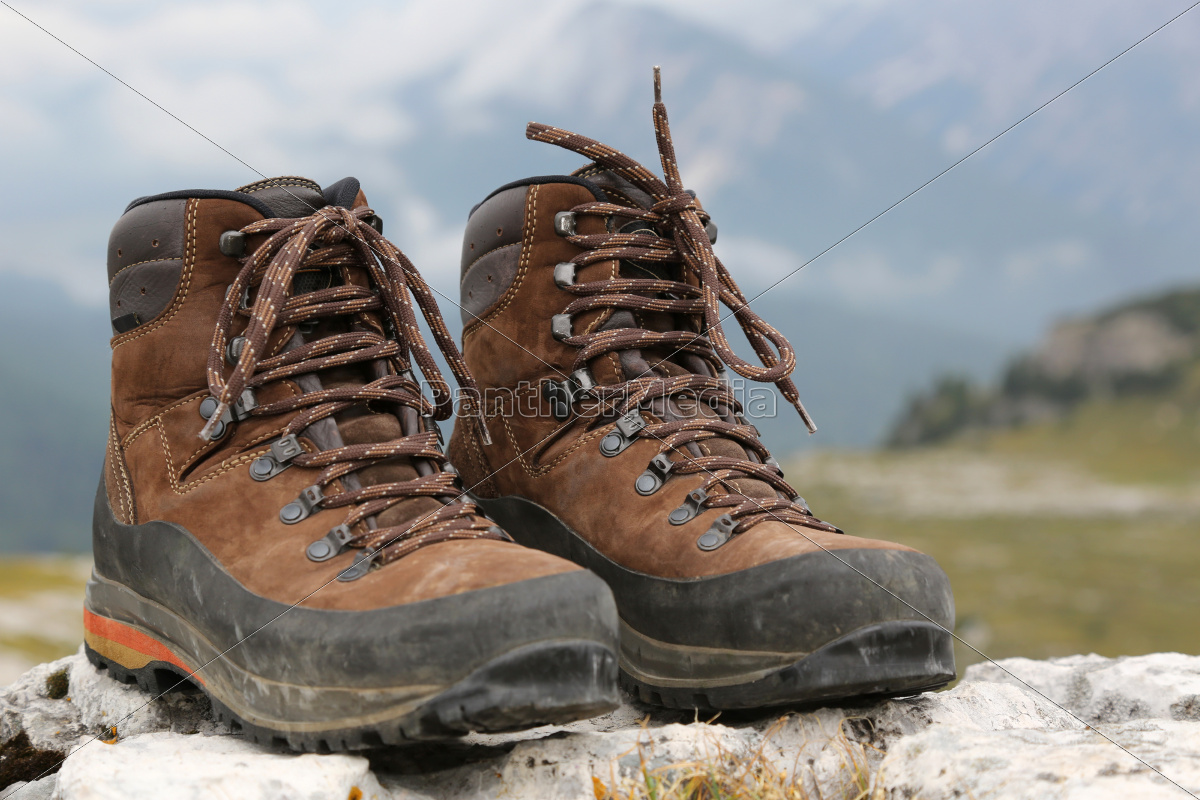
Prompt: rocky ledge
<box><xmin>2</xmin><ymin>650</ymin><xmax>1198</xmax><ymax>800</ymax></box>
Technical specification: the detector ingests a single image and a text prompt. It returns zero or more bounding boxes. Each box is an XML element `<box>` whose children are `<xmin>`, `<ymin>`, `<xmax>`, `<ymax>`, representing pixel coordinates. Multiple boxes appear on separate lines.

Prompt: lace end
<box><xmin>653</xmin><ymin>66</ymin><xmax>662</xmax><ymax>103</ymax></box>
<box><xmin>197</xmin><ymin>401</ymin><xmax>229</xmax><ymax>441</ymax></box>
<box><xmin>525</xmin><ymin>121</ymin><xmax>546</xmax><ymax>142</ymax></box>
<box><xmin>476</xmin><ymin>414</ymin><xmax>493</xmax><ymax>447</ymax></box>
<box><xmin>792</xmin><ymin>398</ymin><xmax>817</xmax><ymax>435</ymax></box>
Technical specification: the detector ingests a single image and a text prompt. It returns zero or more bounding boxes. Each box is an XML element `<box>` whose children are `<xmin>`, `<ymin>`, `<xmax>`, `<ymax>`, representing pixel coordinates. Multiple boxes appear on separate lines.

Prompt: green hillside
<box><xmin>862</xmin><ymin>285</ymin><xmax>1200</xmax><ymax>670</ymax></box>
<box><xmin>888</xmin><ymin>285</ymin><xmax>1200</xmax><ymax>457</ymax></box>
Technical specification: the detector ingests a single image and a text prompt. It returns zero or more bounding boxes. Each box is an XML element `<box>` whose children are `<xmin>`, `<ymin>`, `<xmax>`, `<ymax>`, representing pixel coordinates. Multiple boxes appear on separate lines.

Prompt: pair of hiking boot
<box><xmin>86</xmin><ymin>73</ymin><xmax>955</xmax><ymax>751</ymax></box>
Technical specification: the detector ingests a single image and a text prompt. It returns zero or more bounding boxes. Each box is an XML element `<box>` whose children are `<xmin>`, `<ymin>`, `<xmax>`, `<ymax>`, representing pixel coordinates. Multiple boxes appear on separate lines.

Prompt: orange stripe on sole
<box><xmin>83</xmin><ymin>607</ymin><xmax>205</xmax><ymax>686</ymax></box>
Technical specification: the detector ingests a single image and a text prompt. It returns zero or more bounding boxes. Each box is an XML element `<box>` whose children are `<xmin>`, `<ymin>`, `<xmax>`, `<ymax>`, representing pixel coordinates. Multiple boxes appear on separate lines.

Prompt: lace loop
<box><xmin>525</xmin><ymin>68</ymin><xmax>835</xmax><ymax>537</ymax></box>
<box><xmin>200</xmin><ymin>204</ymin><xmax>504</xmax><ymax>566</ymax></box>
<box><xmin>527</xmin><ymin>82</ymin><xmax>814</xmax><ymax>434</ymax></box>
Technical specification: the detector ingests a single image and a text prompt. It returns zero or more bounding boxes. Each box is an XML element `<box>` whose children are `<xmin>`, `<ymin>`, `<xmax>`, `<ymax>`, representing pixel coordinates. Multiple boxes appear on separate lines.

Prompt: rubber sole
<box><xmin>83</xmin><ymin>593</ymin><xmax>619</xmax><ymax>751</ymax></box>
<box><xmin>618</xmin><ymin>619</ymin><xmax>954</xmax><ymax>710</ymax></box>
<box><xmin>475</xmin><ymin>493</ymin><xmax>956</xmax><ymax>710</ymax></box>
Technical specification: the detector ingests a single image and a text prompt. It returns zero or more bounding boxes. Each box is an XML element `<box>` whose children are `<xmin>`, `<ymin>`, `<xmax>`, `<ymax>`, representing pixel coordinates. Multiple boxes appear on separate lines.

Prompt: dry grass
<box><xmin>592</xmin><ymin>718</ymin><xmax>877</xmax><ymax>800</ymax></box>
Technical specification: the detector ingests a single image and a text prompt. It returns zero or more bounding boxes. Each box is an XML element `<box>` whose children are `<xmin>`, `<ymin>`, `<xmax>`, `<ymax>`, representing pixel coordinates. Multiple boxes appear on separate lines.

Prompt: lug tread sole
<box><xmin>617</xmin><ymin>620</ymin><xmax>955</xmax><ymax>711</ymax></box>
<box><xmin>83</xmin><ymin>636</ymin><xmax>618</xmax><ymax>752</ymax></box>
<box><xmin>473</xmin><ymin>493</ymin><xmax>956</xmax><ymax>711</ymax></box>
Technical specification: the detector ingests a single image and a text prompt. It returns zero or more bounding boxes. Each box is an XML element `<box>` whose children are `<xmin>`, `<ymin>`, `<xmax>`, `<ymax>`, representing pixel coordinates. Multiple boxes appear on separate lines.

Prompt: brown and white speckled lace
<box><xmin>527</xmin><ymin>69</ymin><xmax>837</xmax><ymax>536</ymax></box>
<box><xmin>201</xmin><ymin>204</ymin><xmax>504</xmax><ymax>568</ymax></box>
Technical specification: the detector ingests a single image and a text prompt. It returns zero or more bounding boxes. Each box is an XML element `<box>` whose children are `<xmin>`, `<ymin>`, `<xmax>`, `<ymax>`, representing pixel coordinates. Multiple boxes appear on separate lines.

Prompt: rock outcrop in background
<box><xmin>888</xmin><ymin>285</ymin><xmax>1200</xmax><ymax>447</ymax></box>
<box><xmin>2</xmin><ymin>650</ymin><xmax>1198</xmax><ymax>799</ymax></box>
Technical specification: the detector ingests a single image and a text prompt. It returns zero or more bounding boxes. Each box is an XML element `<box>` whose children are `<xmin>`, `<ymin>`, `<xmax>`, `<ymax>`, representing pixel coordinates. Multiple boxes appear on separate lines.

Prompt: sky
<box><xmin>2</xmin><ymin>0</ymin><xmax>1199</xmax><ymax>344</ymax></box>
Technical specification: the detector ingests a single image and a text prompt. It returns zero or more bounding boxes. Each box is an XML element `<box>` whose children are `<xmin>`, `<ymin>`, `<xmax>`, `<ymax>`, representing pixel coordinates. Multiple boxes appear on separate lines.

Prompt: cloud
<box><xmin>826</xmin><ymin>250</ymin><xmax>964</xmax><ymax>302</ymax></box>
<box><xmin>1001</xmin><ymin>240</ymin><xmax>1091</xmax><ymax>283</ymax></box>
<box><xmin>715</xmin><ymin>235</ymin><xmax>967</xmax><ymax>307</ymax></box>
<box><xmin>712</xmin><ymin>235</ymin><xmax>806</xmax><ymax>293</ymax></box>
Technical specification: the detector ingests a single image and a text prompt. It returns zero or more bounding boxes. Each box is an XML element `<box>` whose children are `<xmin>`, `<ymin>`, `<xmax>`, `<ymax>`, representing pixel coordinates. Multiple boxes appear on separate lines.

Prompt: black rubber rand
<box><xmin>87</xmin><ymin>480</ymin><xmax>620</xmax><ymax>751</ymax></box>
<box><xmin>474</xmin><ymin>494</ymin><xmax>957</xmax><ymax>711</ymax></box>
<box><xmin>616</xmin><ymin>621</ymin><xmax>954</xmax><ymax>711</ymax></box>
<box><xmin>82</xmin><ymin>633</ymin><xmax>617</xmax><ymax>752</ymax></box>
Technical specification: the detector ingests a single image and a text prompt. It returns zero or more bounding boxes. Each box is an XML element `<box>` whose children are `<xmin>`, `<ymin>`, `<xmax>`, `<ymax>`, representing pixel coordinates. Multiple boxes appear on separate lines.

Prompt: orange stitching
<box><xmin>462</xmin><ymin>421</ymin><xmax>497</xmax><ymax>496</ymax></box>
<box><xmin>107</xmin><ymin>415</ymin><xmax>135</xmax><ymax>523</ymax></box>
<box><xmin>122</xmin><ymin>394</ymin><xmax>203</xmax><ymax>447</ymax></box>
<box><xmin>238</xmin><ymin>177</ymin><xmax>321</xmax><ymax>194</ymax></box>
<box><xmin>156</xmin><ymin>420</ymin><xmax>262</xmax><ymax>495</ymax></box>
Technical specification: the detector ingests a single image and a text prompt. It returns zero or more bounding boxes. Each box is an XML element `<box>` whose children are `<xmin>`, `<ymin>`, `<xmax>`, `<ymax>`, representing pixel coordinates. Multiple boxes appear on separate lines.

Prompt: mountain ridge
<box><xmin>887</xmin><ymin>283</ymin><xmax>1200</xmax><ymax>450</ymax></box>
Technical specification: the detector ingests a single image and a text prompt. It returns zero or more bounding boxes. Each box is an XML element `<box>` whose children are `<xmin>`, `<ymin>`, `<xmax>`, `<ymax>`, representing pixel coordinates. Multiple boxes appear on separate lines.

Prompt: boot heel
<box><xmin>83</xmin><ymin>605</ymin><xmax>203</xmax><ymax>694</ymax></box>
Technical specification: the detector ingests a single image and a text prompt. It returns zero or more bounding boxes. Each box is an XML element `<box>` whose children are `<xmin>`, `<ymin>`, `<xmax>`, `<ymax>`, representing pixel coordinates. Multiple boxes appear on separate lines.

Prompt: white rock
<box><xmin>874</xmin><ymin>719</ymin><xmax>1200</xmax><ymax>800</ymax></box>
<box><xmin>0</xmin><ymin>654</ymin><xmax>84</xmax><ymax>751</ymax></box>
<box><xmin>64</xmin><ymin>652</ymin><xmax>219</xmax><ymax>739</ymax></box>
<box><xmin>3</xmin><ymin>651</ymin><xmax>1200</xmax><ymax>800</ymax></box>
<box><xmin>54</xmin><ymin>731</ymin><xmax>392</xmax><ymax>800</ymax></box>
<box><xmin>0</xmin><ymin>776</ymin><xmax>56</xmax><ymax>800</ymax></box>
<box><xmin>964</xmin><ymin>652</ymin><xmax>1200</xmax><ymax>724</ymax></box>
<box><xmin>872</xmin><ymin>654</ymin><xmax>1200</xmax><ymax>799</ymax></box>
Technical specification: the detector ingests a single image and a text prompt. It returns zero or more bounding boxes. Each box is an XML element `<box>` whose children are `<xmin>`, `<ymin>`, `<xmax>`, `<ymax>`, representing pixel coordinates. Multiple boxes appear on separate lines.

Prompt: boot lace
<box><xmin>200</xmin><ymin>204</ymin><xmax>503</xmax><ymax>572</ymax></box>
<box><xmin>527</xmin><ymin>68</ymin><xmax>838</xmax><ymax>537</ymax></box>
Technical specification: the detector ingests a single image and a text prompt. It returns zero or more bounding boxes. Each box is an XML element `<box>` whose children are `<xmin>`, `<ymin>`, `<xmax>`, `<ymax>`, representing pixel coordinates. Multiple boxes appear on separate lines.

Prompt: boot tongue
<box><xmin>572</xmin><ymin>168</ymin><xmax>775</xmax><ymax>501</ymax></box>
<box><xmin>236</xmin><ymin>176</ymin><xmax>328</xmax><ymax>218</ymax></box>
<box><xmin>240</xmin><ymin>176</ymin><xmax>440</xmax><ymax>530</ymax></box>
<box><xmin>573</xmin><ymin>164</ymin><xmax>659</xmax><ymax>209</ymax></box>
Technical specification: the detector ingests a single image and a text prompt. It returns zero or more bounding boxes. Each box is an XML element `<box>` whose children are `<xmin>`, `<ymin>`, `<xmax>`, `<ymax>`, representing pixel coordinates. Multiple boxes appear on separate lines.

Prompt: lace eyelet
<box><xmin>337</xmin><ymin>549</ymin><xmax>377</xmax><ymax>582</ymax></box>
<box><xmin>543</xmin><ymin>369</ymin><xmax>595</xmax><ymax>422</ymax></box>
<box><xmin>197</xmin><ymin>391</ymin><xmax>255</xmax><ymax>441</ymax></box>
<box><xmin>280</xmin><ymin>485</ymin><xmax>324</xmax><ymax>524</ymax></box>
<box><xmin>218</xmin><ymin>230</ymin><xmax>246</xmax><ymax>257</ymax></box>
<box><xmin>599</xmin><ymin>410</ymin><xmax>645</xmax><ymax>456</ymax></box>
<box><xmin>551</xmin><ymin>313</ymin><xmax>573</xmax><ymax>341</ymax></box>
<box><xmin>553</xmin><ymin>211</ymin><xmax>576</xmax><ymax>237</ymax></box>
<box><xmin>306</xmin><ymin>524</ymin><xmax>354</xmax><ymax>562</ymax></box>
<box><xmin>249</xmin><ymin>434</ymin><xmax>303</xmax><ymax>482</ymax></box>
<box><xmin>635</xmin><ymin>454</ymin><xmax>674</xmax><ymax>495</ymax></box>
<box><xmin>225</xmin><ymin>336</ymin><xmax>247</xmax><ymax>365</ymax></box>
<box><xmin>554</xmin><ymin>262</ymin><xmax>576</xmax><ymax>288</ymax></box>
<box><xmin>224</xmin><ymin>283</ymin><xmax>253</xmax><ymax>310</ymax></box>
<box><xmin>697</xmin><ymin>514</ymin><xmax>734</xmax><ymax>550</ymax></box>
<box><xmin>669</xmin><ymin>487</ymin><xmax>708</xmax><ymax>525</ymax></box>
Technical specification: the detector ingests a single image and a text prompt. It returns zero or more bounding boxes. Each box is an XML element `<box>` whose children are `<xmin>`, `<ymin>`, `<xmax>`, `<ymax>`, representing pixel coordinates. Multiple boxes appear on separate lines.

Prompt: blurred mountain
<box><xmin>4</xmin><ymin>0</ymin><xmax>1200</xmax><ymax>549</ymax></box>
<box><xmin>0</xmin><ymin>274</ymin><xmax>1006</xmax><ymax>552</ymax></box>
<box><xmin>0</xmin><ymin>277</ymin><xmax>109</xmax><ymax>552</ymax></box>
<box><xmin>377</xmin><ymin>3</ymin><xmax>1200</xmax><ymax>345</ymax></box>
<box><xmin>888</xmin><ymin>284</ymin><xmax>1200</xmax><ymax>452</ymax></box>
<box><xmin>3</xmin><ymin>1</ymin><xmax>1199</xmax><ymax>346</ymax></box>
<box><xmin>717</xmin><ymin>293</ymin><xmax>1009</xmax><ymax>453</ymax></box>
<box><xmin>776</xmin><ymin>0</ymin><xmax>1200</xmax><ymax>230</ymax></box>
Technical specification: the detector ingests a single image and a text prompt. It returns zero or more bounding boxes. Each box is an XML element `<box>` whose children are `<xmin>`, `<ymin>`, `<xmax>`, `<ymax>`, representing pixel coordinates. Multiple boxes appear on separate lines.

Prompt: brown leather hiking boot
<box><xmin>88</xmin><ymin>176</ymin><xmax>618</xmax><ymax>751</ymax></box>
<box><xmin>448</xmin><ymin>72</ymin><xmax>955</xmax><ymax>710</ymax></box>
